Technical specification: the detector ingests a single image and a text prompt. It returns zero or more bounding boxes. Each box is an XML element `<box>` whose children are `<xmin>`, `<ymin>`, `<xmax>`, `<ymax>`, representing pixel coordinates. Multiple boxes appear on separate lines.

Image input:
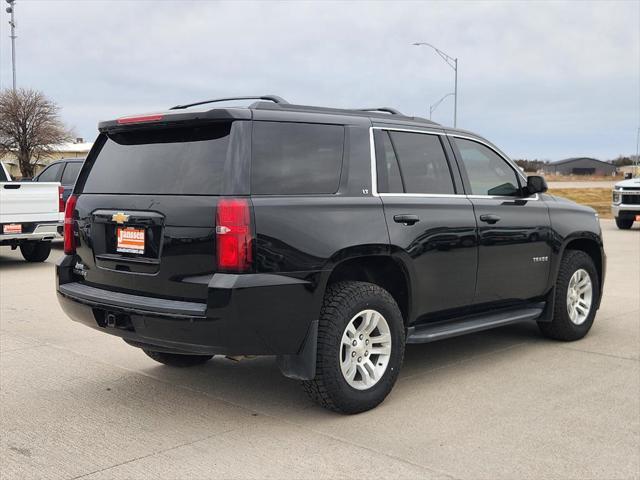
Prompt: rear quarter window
<box><xmin>37</xmin><ymin>163</ymin><xmax>64</xmax><ymax>182</ymax></box>
<box><xmin>251</xmin><ymin>122</ymin><xmax>344</xmax><ymax>195</ymax></box>
<box><xmin>61</xmin><ymin>162</ymin><xmax>83</xmax><ymax>186</ymax></box>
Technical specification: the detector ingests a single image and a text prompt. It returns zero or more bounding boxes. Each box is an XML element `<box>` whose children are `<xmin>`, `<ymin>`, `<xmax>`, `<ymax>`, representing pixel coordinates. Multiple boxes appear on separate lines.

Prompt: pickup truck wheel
<box><xmin>302</xmin><ymin>281</ymin><xmax>405</xmax><ymax>414</ymax></box>
<box><xmin>143</xmin><ymin>350</ymin><xmax>213</xmax><ymax>367</ymax></box>
<box><xmin>19</xmin><ymin>241</ymin><xmax>52</xmax><ymax>262</ymax></box>
<box><xmin>538</xmin><ymin>250</ymin><xmax>599</xmax><ymax>341</ymax></box>
<box><xmin>615</xmin><ymin>217</ymin><xmax>634</xmax><ymax>229</ymax></box>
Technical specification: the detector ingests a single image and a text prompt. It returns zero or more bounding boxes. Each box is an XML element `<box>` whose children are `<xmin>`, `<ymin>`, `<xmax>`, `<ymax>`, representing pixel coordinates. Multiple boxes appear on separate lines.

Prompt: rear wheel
<box><xmin>615</xmin><ymin>217</ymin><xmax>634</xmax><ymax>229</ymax></box>
<box><xmin>143</xmin><ymin>350</ymin><xmax>213</xmax><ymax>367</ymax></box>
<box><xmin>302</xmin><ymin>281</ymin><xmax>405</xmax><ymax>414</ymax></box>
<box><xmin>19</xmin><ymin>241</ymin><xmax>52</xmax><ymax>262</ymax></box>
<box><xmin>538</xmin><ymin>250</ymin><xmax>599</xmax><ymax>341</ymax></box>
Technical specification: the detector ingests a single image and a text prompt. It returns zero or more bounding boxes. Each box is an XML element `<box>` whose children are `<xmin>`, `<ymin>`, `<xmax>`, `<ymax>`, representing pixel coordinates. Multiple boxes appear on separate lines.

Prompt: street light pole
<box><xmin>413</xmin><ymin>42</ymin><xmax>458</xmax><ymax>127</ymax></box>
<box><xmin>429</xmin><ymin>92</ymin><xmax>454</xmax><ymax>120</ymax></box>
<box><xmin>6</xmin><ymin>0</ymin><xmax>17</xmax><ymax>90</ymax></box>
<box><xmin>635</xmin><ymin>126</ymin><xmax>640</xmax><ymax>177</ymax></box>
<box><xmin>453</xmin><ymin>57</ymin><xmax>457</xmax><ymax>127</ymax></box>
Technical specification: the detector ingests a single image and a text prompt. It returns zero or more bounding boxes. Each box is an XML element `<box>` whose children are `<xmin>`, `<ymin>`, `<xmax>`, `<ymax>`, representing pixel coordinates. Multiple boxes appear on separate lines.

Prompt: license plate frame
<box><xmin>116</xmin><ymin>227</ymin><xmax>145</xmax><ymax>254</ymax></box>
<box><xmin>3</xmin><ymin>224</ymin><xmax>22</xmax><ymax>234</ymax></box>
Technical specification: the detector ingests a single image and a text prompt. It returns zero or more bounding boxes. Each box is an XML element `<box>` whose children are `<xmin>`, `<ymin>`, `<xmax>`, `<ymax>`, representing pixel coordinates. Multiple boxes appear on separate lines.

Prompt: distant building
<box><xmin>619</xmin><ymin>165</ymin><xmax>640</xmax><ymax>178</ymax></box>
<box><xmin>542</xmin><ymin>157</ymin><xmax>617</xmax><ymax>176</ymax></box>
<box><xmin>0</xmin><ymin>138</ymin><xmax>92</xmax><ymax>179</ymax></box>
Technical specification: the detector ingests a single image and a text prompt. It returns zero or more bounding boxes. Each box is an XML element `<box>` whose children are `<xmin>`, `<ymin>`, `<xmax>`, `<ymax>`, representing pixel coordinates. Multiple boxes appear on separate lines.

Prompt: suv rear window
<box><xmin>251</xmin><ymin>122</ymin><xmax>344</xmax><ymax>195</ymax></box>
<box><xmin>82</xmin><ymin>124</ymin><xmax>232</xmax><ymax>195</ymax></box>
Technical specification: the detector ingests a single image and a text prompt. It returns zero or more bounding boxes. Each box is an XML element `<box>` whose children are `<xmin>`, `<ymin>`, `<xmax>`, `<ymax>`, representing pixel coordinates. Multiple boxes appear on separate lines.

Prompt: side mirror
<box><xmin>526</xmin><ymin>175</ymin><xmax>547</xmax><ymax>195</ymax></box>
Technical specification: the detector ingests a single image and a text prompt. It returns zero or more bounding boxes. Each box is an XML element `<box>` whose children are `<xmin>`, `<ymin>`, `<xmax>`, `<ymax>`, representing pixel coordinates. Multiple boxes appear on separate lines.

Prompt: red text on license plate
<box><xmin>117</xmin><ymin>227</ymin><xmax>145</xmax><ymax>254</ymax></box>
<box><xmin>3</xmin><ymin>224</ymin><xmax>22</xmax><ymax>234</ymax></box>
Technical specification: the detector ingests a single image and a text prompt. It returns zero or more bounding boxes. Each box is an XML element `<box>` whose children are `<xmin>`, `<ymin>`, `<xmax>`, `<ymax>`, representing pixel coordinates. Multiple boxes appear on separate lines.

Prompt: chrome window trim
<box><xmin>446</xmin><ymin>133</ymin><xmax>528</xmax><ymax>184</ymax></box>
<box><xmin>467</xmin><ymin>193</ymin><xmax>539</xmax><ymax>201</ymax></box>
<box><xmin>369</xmin><ymin>127</ymin><xmax>539</xmax><ymax>201</ymax></box>
<box><xmin>371</xmin><ymin>126</ymin><xmax>446</xmax><ymax>136</ymax></box>
<box><xmin>379</xmin><ymin>193</ymin><xmax>464</xmax><ymax>199</ymax></box>
<box><xmin>369</xmin><ymin>127</ymin><xmax>380</xmax><ymax>197</ymax></box>
<box><xmin>369</xmin><ymin>126</ymin><xmax>457</xmax><ymax>198</ymax></box>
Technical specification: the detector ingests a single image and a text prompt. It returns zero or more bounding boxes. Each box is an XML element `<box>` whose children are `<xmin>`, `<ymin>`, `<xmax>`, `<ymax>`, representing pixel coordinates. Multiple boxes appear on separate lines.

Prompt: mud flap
<box><xmin>277</xmin><ymin>320</ymin><xmax>318</xmax><ymax>380</ymax></box>
<box><xmin>536</xmin><ymin>288</ymin><xmax>555</xmax><ymax>323</ymax></box>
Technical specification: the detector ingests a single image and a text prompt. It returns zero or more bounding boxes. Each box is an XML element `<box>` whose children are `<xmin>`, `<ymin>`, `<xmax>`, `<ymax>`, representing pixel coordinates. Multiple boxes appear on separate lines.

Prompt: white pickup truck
<box><xmin>0</xmin><ymin>162</ymin><xmax>64</xmax><ymax>262</ymax></box>
<box><xmin>612</xmin><ymin>176</ymin><xmax>640</xmax><ymax>229</ymax></box>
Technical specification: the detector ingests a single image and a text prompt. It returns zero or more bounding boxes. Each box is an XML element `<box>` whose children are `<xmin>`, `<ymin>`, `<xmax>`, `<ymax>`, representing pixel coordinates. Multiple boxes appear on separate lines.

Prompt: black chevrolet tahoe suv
<box><xmin>57</xmin><ymin>95</ymin><xmax>605</xmax><ymax>413</ymax></box>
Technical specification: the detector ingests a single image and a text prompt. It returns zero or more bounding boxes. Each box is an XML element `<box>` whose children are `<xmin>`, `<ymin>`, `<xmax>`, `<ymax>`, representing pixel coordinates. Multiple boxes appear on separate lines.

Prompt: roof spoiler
<box><xmin>170</xmin><ymin>95</ymin><xmax>289</xmax><ymax>110</ymax></box>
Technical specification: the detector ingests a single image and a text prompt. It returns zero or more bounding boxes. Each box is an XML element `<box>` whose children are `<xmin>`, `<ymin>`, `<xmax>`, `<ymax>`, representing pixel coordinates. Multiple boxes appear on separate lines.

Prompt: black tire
<box><xmin>19</xmin><ymin>241</ymin><xmax>52</xmax><ymax>262</ymax></box>
<box><xmin>302</xmin><ymin>281</ymin><xmax>405</xmax><ymax>414</ymax></box>
<box><xmin>538</xmin><ymin>250</ymin><xmax>599</xmax><ymax>341</ymax></box>
<box><xmin>143</xmin><ymin>350</ymin><xmax>213</xmax><ymax>367</ymax></box>
<box><xmin>615</xmin><ymin>217</ymin><xmax>634</xmax><ymax>229</ymax></box>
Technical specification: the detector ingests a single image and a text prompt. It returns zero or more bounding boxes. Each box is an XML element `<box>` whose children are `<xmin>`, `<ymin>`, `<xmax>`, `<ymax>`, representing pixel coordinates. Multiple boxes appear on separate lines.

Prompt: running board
<box><xmin>406</xmin><ymin>306</ymin><xmax>544</xmax><ymax>344</ymax></box>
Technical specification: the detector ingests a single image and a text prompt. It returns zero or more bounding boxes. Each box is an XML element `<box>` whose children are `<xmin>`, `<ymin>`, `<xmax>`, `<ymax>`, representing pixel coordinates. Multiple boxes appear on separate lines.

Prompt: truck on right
<box><xmin>612</xmin><ymin>175</ymin><xmax>640</xmax><ymax>229</ymax></box>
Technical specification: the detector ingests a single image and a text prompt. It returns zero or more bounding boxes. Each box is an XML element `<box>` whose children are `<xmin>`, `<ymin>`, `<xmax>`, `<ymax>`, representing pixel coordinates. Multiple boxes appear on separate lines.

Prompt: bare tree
<box><xmin>0</xmin><ymin>88</ymin><xmax>73</xmax><ymax>178</ymax></box>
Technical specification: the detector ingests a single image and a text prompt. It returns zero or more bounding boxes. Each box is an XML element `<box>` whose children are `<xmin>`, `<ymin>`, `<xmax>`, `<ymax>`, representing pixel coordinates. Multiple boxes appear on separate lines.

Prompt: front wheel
<box><xmin>615</xmin><ymin>217</ymin><xmax>634</xmax><ymax>229</ymax></box>
<box><xmin>19</xmin><ymin>241</ymin><xmax>52</xmax><ymax>262</ymax></box>
<box><xmin>143</xmin><ymin>350</ymin><xmax>213</xmax><ymax>367</ymax></box>
<box><xmin>302</xmin><ymin>281</ymin><xmax>405</xmax><ymax>414</ymax></box>
<box><xmin>538</xmin><ymin>250</ymin><xmax>599</xmax><ymax>341</ymax></box>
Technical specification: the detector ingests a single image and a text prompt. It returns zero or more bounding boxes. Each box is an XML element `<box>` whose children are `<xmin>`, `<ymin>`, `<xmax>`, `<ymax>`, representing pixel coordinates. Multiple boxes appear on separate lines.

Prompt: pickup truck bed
<box><xmin>0</xmin><ymin>162</ymin><xmax>63</xmax><ymax>261</ymax></box>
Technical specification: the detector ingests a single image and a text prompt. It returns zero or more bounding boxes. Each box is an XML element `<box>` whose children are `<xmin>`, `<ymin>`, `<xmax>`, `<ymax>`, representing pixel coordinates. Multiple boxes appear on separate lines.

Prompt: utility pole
<box><xmin>635</xmin><ymin>127</ymin><xmax>640</xmax><ymax>177</ymax></box>
<box><xmin>6</xmin><ymin>0</ymin><xmax>17</xmax><ymax>90</ymax></box>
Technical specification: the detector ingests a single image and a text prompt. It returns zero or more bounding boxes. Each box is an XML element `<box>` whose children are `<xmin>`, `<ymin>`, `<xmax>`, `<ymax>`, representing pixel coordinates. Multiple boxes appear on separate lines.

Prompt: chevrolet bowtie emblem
<box><xmin>111</xmin><ymin>212</ymin><xmax>130</xmax><ymax>224</ymax></box>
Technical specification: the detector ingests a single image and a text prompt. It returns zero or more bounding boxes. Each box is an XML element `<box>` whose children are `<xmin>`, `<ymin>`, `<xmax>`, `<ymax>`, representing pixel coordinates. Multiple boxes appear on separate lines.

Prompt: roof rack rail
<box><xmin>170</xmin><ymin>95</ymin><xmax>289</xmax><ymax>110</ymax></box>
<box><xmin>357</xmin><ymin>107</ymin><xmax>403</xmax><ymax>115</ymax></box>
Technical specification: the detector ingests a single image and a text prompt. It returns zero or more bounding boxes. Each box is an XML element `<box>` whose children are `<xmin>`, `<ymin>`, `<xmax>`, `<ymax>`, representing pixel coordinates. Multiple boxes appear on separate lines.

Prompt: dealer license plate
<box><xmin>3</xmin><ymin>224</ymin><xmax>22</xmax><ymax>234</ymax></box>
<box><xmin>116</xmin><ymin>227</ymin><xmax>145</xmax><ymax>254</ymax></box>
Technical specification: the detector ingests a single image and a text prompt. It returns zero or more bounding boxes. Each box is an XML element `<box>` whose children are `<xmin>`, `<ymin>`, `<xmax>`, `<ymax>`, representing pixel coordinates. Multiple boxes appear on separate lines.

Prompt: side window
<box><xmin>381</xmin><ymin>131</ymin><xmax>455</xmax><ymax>194</ymax></box>
<box><xmin>61</xmin><ymin>162</ymin><xmax>83</xmax><ymax>186</ymax></box>
<box><xmin>374</xmin><ymin>131</ymin><xmax>404</xmax><ymax>193</ymax></box>
<box><xmin>454</xmin><ymin>138</ymin><xmax>521</xmax><ymax>196</ymax></box>
<box><xmin>251</xmin><ymin>122</ymin><xmax>344</xmax><ymax>195</ymax></box>
<box><xmin>37</xmin><ymin>163</ymin><xmax>63</xmax><ymax>182</ymax></box>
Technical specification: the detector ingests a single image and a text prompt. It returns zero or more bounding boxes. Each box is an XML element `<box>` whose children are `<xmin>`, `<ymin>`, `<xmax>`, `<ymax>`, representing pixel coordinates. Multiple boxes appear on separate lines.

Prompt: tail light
<box><xmin>216</xmin><ymin>198</ymin><xmax>253</xmax><ymax>272</ymax></box>
<box><xmin>58</xmin><ymin>186</ymin><xmax>65</xmax><ymax>212</ymax></box>
<box><xmin>64</xmin><ymin>194</ymin><xmax>78</xmax><ymax>255</ymax></box>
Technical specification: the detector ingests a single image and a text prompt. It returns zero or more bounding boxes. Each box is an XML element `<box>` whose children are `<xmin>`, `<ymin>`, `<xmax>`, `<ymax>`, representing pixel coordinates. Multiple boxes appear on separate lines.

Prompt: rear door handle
<box><xmin>393</xmin><ymin>214</ymin><xmax>420</xmax><ymax>226</ymax></box>
<box><xmin>479</xmin><ymin>214</ymin><xmax>501</xmax><ymax>224</ymax></box>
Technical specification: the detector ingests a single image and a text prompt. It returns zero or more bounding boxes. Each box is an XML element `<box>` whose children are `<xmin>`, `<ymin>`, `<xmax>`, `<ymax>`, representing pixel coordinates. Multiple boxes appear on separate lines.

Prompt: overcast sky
<box><xmin>0</xmin><ymin>0</ymin><xmax>638</xmax><ymax>160</ymax></box>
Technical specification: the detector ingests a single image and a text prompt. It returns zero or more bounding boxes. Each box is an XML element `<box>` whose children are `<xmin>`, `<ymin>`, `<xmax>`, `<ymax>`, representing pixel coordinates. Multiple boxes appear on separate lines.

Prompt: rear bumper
<box><xmin>56</xmin><ymin>255</ymin><xmax>321</xmax><ymax>357</ymax></box>
<box><xmin>0</xmin><ymin>223</ymin><xmax>61</xmax><ymax>244</ymax></box>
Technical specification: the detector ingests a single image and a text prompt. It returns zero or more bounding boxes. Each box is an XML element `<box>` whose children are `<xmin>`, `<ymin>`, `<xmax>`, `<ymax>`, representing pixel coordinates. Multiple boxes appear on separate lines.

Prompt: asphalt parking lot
<box><xmin>1</xmin><ymin>219</ymin><xmax>638</xmax><ymax>480</ymax></box>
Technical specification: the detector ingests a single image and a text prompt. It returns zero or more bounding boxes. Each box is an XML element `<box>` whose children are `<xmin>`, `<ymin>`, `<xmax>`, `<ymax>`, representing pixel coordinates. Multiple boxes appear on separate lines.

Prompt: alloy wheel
<box><xmin>339</xmin><ymin>309</ymin><xmax>392</xmax><ymax>390</ymax></box>
<box><xmin>566</xmin><ymin>268</ymin><xmax>593</xmax><ymax>325</ymax></box>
